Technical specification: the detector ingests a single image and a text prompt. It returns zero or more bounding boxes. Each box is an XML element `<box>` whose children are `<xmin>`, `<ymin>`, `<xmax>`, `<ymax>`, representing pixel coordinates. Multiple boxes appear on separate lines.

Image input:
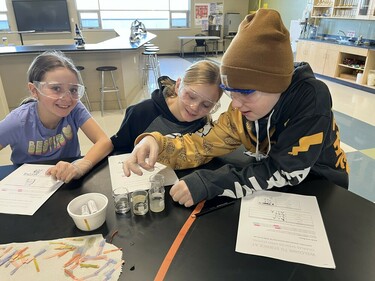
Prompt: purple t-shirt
<box><xmin>0</xmin><ymin>101</ymin><xmax>91</xmax><ymax>164</ymax></box>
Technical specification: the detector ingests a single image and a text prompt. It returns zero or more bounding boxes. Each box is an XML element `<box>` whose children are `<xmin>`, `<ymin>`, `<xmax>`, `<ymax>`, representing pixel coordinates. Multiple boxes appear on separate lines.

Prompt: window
<box><xmin>0</xmin><ymin>0</ymin><xmax>9</xmax><ymax>31</ymax></box>
<box><xmin>171</xmin><ymin>12</ymin><xmax>188</xmax><ymax>28</ymax></box>
<box><xmin>75</xmin><ymin>0</ymin><xmax>189</xmax><ymax>30</ymax></box>
<box><xmin>79</xmin><ymin>12</ymin><xmax>101</xmax><ymax>29</ymax></box>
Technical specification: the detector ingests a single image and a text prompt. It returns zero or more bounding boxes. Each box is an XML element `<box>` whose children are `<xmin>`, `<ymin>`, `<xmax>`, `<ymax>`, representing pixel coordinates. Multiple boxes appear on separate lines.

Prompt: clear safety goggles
<box><xmin>178</xmin><ymin>82</ymin><xmax>220</xmax><ymax>114</ymax></box>
<box><xmin>33</xmin><ymin>81</ymin><xmax>85</xmax><ymax>100</ymax></box>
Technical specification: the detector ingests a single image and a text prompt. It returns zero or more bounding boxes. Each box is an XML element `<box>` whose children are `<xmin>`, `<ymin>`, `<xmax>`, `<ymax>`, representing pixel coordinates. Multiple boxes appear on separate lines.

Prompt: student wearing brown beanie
<box><xmin>123</xmin><ymin>9</ymin><xmax>349</xmax><ymax>207</ymax></box>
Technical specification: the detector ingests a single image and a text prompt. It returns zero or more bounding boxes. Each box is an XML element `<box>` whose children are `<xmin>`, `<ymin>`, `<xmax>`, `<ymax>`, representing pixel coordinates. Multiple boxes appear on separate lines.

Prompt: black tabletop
<box><xmin>0</xmin><ymin>158</ymin><xmax>374</xmax><ymax>281</ymax></box>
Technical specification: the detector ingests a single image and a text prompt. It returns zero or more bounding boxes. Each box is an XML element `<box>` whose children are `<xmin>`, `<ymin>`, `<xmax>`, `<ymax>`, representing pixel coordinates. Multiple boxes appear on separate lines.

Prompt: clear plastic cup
<box><xmin>112</xmin><ymin>187</ymin><xmax>130</xmax><ymax>214</ymax></box>
<box><xmin>131</xmin><ymin>190</ymin><xmax>149</xmax><ymax>215</ymax></box>
<box><xmin>149</xmin><ymin>174</ymin><xmax>165</xmax><ymax>213</ymax></box>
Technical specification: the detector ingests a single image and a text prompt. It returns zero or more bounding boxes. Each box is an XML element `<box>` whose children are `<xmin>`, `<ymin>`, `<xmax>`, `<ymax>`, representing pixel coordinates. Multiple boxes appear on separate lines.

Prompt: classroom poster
<box><xmin>195</xmin><ymin>3</ymin><xmax>209</xmax><ymax>26</ymax></box>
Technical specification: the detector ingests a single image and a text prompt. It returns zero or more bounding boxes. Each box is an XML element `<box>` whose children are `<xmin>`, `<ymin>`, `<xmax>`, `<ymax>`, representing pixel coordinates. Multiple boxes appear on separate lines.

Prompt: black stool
<box><xmin>95</xmin><ymin>66</ymin><xmax>123</xmax><ymax>116</ymax></box>
<box><xmin>76</xmin><ymin>66</ymin><xmax>92</xmax><ymax>111</ymax></box>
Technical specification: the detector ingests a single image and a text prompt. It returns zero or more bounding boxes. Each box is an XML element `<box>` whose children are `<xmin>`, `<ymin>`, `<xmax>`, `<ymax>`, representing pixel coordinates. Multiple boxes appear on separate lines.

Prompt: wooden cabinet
<box><xmin>369</xmin><ymin>0</ymin><xmax>375</xmax><ymax>19</ymax></box>
<box><xmin>296</xmin><ymin>40</ymin><xmax>313</xmax><ymax>62</ymax></box>
<box><xmin>337</xmin><ymin>52</ymin><xmax>366</xmax><ymax>82</ymax></box>
<box><xmin>364</xmin><ymin>51</ymin><xmax>375</xmax><ymax>86</ymax></box>
<box><xmin>324</xmin><ymin>48</ymin><xmax>340</xmax><ymax>76</ymax></box>
<box><xmin>333</xmin><ymin>0</ymin><xmax>359</xmax><ymax>18</ymax></box>
<box><xmin>356</xmin><ymin>0</ymin><xmax>372</xmax><ymax>19</ymax></box>
<box><xmin>337</xmin><ymin>50</ymin><xmax>375</xmax><ymax>89</ymax></box>
<box><xmin>296</xmin><ymin>40</ymin><xmax>339</xmax><ymax>77</ymax></box>
<box><xmin>311</xmin><ymin>44</ymin><xmax>328</xmax><ymax>73</ymax></box>
<box><xmin>296</xmin><ymin>40</ymin><xmax>375</xmax><ymax>89</ymax></box>
<box><xmin>311</xmin><ymin>0</ymin><xmax>334</xmax><ymax>18</ymax></box>
<box><xmin>311</xmin><ymin>0</ymin><xmax>375</xmax><ymax>19</ymax></box>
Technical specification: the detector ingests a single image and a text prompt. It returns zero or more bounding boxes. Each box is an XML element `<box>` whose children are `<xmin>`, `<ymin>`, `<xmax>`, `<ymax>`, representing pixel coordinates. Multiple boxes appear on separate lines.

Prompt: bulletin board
<box><xmin>195</xmin><ymin>2</ymin><xmax>223</xmax><ymax>30</ymax></box>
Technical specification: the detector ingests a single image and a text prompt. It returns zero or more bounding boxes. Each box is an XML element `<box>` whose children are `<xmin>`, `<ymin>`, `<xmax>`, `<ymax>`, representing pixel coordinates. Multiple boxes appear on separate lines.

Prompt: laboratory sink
<box><xmin>322</xmin><ymin>37</ymin><xmax>355</xmax><ymax>45</ymax></box>
<box><xmin>336</xmin><ymin>39</ymin><xmax>354</xmax><ymax>45</ymax></box>
<box><xmin>323</xmin><ymin>37</ymin><xmax>338</xmax><ymax>43</ymax></box>
<box><xmin>303</xmin><ymin>36</ymin><xmax>375</xmax><ymax>49</ymax></box>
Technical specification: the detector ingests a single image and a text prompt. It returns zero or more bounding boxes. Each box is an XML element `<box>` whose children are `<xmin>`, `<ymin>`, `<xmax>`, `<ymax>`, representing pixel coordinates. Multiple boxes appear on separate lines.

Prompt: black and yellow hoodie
<box><xmin>137</xmin><ymin>63</ymin><xmax>349</xmax><ymax>204</ymax></box>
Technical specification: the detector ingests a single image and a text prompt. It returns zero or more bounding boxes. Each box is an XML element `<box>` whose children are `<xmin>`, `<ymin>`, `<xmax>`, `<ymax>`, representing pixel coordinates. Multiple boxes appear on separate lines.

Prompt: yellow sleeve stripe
<box><xmin>288</xmin><ymin>132</ymin><xmax>323</xmax><ymax>156</ymax></box>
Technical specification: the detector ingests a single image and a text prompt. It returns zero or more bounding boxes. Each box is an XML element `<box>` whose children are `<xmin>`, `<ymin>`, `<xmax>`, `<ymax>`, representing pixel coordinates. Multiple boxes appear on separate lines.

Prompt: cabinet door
<box><xmin>356</xmin><ymin>0</ymin><xmax>372</xmax><ymax>19</ymax></box>
<box><xmin>369</xmin><ymin>0</ymin><xmax>375</xmax><ymax>19</ymax></box>
<box><xmin>310</xmin><ymin>44</ymin><xmax>327</xmax><ymax>74</ymax></box>
<box><xmin>295</xmin><ymin>41</ymin><xmax>303</xmax><ymax>62</ymax></box>
<box><xmin>296</xmin><ymin>41</ymin><xmax>326</xmax><ymax>74</ymax></box>
<box><xmin>323</xmin><ymin>49</ymin><xmax>339</xmax><ymax>76</ymax></box>
<box><xmin>295</xmin><ymin>41</ymin><xmax>312</xmax><ymax>62</ymax></box>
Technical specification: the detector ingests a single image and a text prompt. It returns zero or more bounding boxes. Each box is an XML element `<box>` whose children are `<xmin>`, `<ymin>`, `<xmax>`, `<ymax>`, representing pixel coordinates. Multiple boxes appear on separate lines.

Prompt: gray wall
<box><xmin>256</xmin><ymin>0</ymin><xmax>308</xmax><ymax>31</ymax></box>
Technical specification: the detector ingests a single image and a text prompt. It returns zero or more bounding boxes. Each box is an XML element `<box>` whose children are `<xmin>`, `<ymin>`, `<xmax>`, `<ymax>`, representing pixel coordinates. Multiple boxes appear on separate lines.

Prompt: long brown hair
<box><xmin>20</xmin><ymin>51</ymin><xmax>79</xmax><ymax>105</ymax></box>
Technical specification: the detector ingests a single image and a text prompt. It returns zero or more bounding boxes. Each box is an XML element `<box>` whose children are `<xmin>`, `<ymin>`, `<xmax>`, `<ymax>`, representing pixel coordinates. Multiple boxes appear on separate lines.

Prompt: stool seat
<box><xmin>143</xmin><ymin>42</ymin><xmax>154</xmax><ymax>47</ymax></box>
<box><xmin>96</xmin><ymin>66</ymin><xmax>118</xmax><ymax>72</ymax></box>
<box><xmin>76</xmin><ymin>65</ymin><xmax>85</xmax><ymax>71</ymax></box>
<box><xmin>143</xmin><ymin>51</ymin><xmax>158</xmax><ymax>55</ymax></box>
<box><xmin>145</xmin><ymin>47</ymin><xmax>160</xmax><ymax>52</ymax></box>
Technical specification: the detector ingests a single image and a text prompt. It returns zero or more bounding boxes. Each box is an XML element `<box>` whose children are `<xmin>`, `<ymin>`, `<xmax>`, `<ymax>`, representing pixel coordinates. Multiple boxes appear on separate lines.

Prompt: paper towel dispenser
<box><xmin>224</xmin><ymin>13</ymin><xmax>241</xmax><ymax>36</ymax></box>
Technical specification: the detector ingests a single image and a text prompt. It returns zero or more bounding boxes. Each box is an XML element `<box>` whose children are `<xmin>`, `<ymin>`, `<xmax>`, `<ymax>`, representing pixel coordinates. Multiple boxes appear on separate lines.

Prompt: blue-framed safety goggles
<box><xmin>219</xmin><ymin>84</ymin><xmax>256</xmax><ymax>95</ymax></box>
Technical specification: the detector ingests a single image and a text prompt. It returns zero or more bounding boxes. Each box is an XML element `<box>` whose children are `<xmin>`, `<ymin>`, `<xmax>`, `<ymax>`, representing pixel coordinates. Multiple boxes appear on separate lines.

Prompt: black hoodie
<box><xmin>111</xmin><ymin>76</ymin><xmax>208</xmax><ymax>153</ymax></box>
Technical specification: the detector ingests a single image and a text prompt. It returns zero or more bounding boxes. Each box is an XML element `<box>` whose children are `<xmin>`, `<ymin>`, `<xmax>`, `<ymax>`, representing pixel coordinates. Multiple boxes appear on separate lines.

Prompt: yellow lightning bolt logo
<box><xmin>288</xmin><ymin>133</ymin><xmax>323</xmax><ymax>156</ymax></box>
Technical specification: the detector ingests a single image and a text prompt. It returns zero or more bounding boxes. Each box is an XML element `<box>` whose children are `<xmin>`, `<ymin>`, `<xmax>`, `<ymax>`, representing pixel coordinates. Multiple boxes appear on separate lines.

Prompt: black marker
<box><xmin>192</xmin><ymin>201</ymin><xmax>235</xmax><ymax>218</ymax></box>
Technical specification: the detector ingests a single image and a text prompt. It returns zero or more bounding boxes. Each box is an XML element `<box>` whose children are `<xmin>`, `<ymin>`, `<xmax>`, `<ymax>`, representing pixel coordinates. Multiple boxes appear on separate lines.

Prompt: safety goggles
<box><xmin>179</xmin><ymin>82</ymin><xmax>220</xmax><ymax>114</ymax></box>
<box><xmin>219</xmin><ymin>83</ymin><xmax>256</xmax><ymax>99</ymax></box>
<box><xmin>33</xmin><ymin>81</ymin><xmax>85</xmax><ymax>100</ymax></box>
<box><xmin>220</xmin><ymin>74</ymin><xmax>256</xmax><ymax>99</ymax></box>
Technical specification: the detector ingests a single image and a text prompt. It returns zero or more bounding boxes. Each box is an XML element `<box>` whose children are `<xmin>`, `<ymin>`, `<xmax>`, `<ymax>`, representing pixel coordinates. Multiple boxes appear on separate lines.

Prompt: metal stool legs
<box><xmin>142</xmin><ymin>51</ymin><xmax>160</xmax><ymax>87</ymax></box>
<box><xmin>76</xmin><ymin>66</ymin><xmax>91</xmax><ymax>111</ymax></box>
<box><xmin>96</xmin><ymin>66</ymin><xmax>124</xmax><ymax>116</ymax></box>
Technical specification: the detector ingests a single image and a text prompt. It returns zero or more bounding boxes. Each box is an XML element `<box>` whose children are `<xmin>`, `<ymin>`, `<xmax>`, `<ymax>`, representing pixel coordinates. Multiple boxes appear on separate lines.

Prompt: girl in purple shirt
<box><xmin>0</xmin><ymin>51</ymin><xmax>113</xmax><ymax>183</ymax></box>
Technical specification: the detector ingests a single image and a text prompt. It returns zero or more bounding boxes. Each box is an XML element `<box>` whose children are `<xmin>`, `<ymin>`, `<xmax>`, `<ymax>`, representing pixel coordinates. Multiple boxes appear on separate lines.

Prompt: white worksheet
<box><xmin>108</xmin><ymin>154</ymin><xmax>178</xmax><ymax>192</ymax></box>
<box><xmin>0</xmin><ymin>164</ymin><xmax>63</xmax><ymax>216</ymax></box>
<box><xmin>236</xmin><ymin>190</ymin><xmax>335</xmax><ymax>268</ymax></box>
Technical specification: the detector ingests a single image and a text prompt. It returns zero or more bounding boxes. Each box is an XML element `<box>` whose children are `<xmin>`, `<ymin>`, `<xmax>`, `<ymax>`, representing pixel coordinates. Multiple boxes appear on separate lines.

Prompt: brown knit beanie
<box><xmin>221</xmin><ymin>9</ymin><xmax>294</xmax><ymax>93</ymax></box>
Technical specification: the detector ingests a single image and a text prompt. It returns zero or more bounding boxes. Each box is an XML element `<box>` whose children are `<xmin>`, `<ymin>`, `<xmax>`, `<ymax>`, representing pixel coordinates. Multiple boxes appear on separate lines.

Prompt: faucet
<box><xmin>338</xmin><ymin>30</ymin><xmax>346</xmax><ymax>41</ymax></box>
<box><xmin>355</xmin><ymin>35</ymin><xmax>363</xmax><ymax>45</ymax></box>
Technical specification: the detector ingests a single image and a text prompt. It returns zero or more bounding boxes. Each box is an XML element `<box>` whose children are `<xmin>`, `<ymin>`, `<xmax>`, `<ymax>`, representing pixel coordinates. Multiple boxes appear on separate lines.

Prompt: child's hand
<box><xmin>169</xmin><ymin>180</ymin><xmax>194</xmax><ymax>207</ymax></box>
<box><xmin>123</xmin><ymin>136</ymin><xmax>159</xmax><ymax>176</ymax></box>
<box><xmin>46</xmin><ymin>159</ymin><xmax>93</xmax><ymax>183</ymax></box>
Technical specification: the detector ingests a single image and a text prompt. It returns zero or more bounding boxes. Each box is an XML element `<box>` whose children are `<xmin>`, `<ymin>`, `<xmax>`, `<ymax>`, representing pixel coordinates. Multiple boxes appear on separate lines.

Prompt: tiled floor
<box><xmin>1</xmin><ymin>55</ymin><xmax>374</xmax><ymax>203</ymax></box>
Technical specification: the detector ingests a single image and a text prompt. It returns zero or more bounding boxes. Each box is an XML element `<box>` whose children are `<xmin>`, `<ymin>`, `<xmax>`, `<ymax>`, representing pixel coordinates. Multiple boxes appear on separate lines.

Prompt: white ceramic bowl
<box><xmin>67</xmin><ymin>193</ymin><xmax>108</xmax><ymax>231</ymax></box>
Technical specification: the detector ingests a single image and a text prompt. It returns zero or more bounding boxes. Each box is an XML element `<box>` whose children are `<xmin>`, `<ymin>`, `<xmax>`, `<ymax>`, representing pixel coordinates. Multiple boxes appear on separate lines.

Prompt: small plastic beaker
<box><xmin>112</xmin><ymin>187</ymin><xmax>131</xmax><ymax>214</ymax></box>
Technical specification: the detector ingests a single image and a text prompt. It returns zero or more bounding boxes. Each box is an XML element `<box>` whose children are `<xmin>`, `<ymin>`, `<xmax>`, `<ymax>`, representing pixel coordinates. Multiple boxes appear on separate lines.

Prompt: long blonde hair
<box><xmin>162</xmin><ymin>60</ymin><xmax>223</xmax><ymax>99</ymax></box>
